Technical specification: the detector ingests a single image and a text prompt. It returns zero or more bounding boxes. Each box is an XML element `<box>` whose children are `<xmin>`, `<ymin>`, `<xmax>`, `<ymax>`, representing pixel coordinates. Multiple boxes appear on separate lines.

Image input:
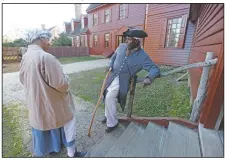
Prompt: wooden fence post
<box><xmin>127</xmin><ymin>76</ymin><xmax>137</xmax><ymax>118</ymax></box>
<box><xmin>190</xmin><ymin>52</ymin><xmax>214</xmax><ymax>122</ymax></box>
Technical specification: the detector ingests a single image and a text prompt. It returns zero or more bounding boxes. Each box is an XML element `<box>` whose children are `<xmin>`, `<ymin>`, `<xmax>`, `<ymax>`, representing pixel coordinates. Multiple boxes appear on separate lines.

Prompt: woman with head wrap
<box><xmin>19</xmin><ymin>30</ymin><xmax>86</xmax><ymax>157</ymax></box>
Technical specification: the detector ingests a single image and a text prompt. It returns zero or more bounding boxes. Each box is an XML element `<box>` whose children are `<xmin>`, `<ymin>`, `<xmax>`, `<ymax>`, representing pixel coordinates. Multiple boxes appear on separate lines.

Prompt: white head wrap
<box><xmin>29</xmin><ymin>30</ymin><xmax>52</xmax><ymax>43</ymax></box>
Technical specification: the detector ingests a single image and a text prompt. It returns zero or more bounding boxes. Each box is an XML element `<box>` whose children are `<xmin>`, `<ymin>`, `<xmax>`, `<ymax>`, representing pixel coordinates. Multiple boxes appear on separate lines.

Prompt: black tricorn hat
<box><xmin>123</xmin><ymin>29</ymin><xmax>148</xmax><ymax>38</ymax></box>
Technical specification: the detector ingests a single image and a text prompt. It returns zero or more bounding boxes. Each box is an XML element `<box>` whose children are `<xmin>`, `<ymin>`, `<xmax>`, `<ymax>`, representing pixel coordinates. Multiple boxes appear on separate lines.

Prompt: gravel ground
<box><xmin>2</xmin><ymin>59</ymin><xmax>109</xmax><ymax>157</ymax></box>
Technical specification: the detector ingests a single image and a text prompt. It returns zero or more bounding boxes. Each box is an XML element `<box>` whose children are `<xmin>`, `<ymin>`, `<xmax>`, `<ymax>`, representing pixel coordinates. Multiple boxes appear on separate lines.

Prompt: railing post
<box><xmin>127</xmin><ymin>75</ymin><xmax>137</xmax><ymax>118</ymax></box>
<box><xmin>190</xmin><ymin>52</ymin><xmax>214</xmax><ymax>122</ymax></box>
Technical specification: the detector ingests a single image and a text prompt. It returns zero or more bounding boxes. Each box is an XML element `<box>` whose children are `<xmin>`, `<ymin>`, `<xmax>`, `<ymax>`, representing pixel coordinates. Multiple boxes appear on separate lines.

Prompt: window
<box><xmin>119</xmin><ymin>4</ymin><xmax>126</xmax><ymax>19</ymax></box>
<box><xmin>105</xmin><ymin>9</ymin><xmax>111</xmax><ymax>23</ymax></box>
<box><xmin>81</xmin><ymin>17</ymin><xmax>84</xmax><ymax>29</ymax></box>
<box><xmin>104</xmin><ymin>33</ymin><xmax>110</xmax><ymax>48</ymax></box>
<box><xmin>80</xmin><ymin>36</ymin><xmax>85</xmax><ymax>47</ymax></box>
<box><xmin>71</xmin><ymin>21</ymin><xmax>74</xmax><ymax>31</ymax></box>
<box><xmin>93</xmin><ymin>13</ymin><xmax>98</xmax><ymax>26</ymax></box>
<box><xmin>165</xmin><ymin>17</ymin><xmax>182</xmax><ymax>48</ymax></box>
<box><xmin>76</xmin><ymin>36</ymin><xmax>80</xmax><ymax>41</ymax></box>
<box><xmin>93</xmin><ymin>35</ymin><xmax>98</xmax><ymax>47</ymax></box>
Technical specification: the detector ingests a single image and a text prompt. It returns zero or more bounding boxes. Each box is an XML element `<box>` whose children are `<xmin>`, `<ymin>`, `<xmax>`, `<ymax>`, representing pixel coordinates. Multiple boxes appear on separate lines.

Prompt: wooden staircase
<box><xmin>85</xmin><ymin>121</ymin><xmax>223</xmax><ymax>157</ymax></box>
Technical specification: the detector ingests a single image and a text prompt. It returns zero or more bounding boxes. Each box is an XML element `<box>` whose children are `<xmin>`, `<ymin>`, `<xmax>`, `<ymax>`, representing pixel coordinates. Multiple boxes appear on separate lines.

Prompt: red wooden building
<box><xmin>188</xmin><ymin>3</ymin><xmax>224</xmax><ymax>130</ymax></box>
<box><xmin>145</xmin><ymin>3</ymin><xmax>224</xmax><ymax>130</ymax></box>
<box><xmin>64</xmin><ymin>4</ymin><xmax>90</xmax><ymax>47</ymax></box>
<box><xmin>86</xmin><ymin>4</ymin><xmax>146</xmax><ymax>55</ymax></box>
<box><xmin>144</xmin><ymin>4</ymin><xmax>195</xmax><ymax>66</ymax></box>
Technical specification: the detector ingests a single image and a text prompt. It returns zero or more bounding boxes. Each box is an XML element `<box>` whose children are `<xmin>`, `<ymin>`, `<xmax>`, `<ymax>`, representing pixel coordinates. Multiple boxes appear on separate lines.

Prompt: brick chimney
<box><xmin>41</xmin><ymin>24</ymin><xmax>46</xmax><ymax>30</ymax></box>
<box><xmin>74</xmin><ymin>4</ymin><xmax>82</xmax><ymax>19</ymax></box>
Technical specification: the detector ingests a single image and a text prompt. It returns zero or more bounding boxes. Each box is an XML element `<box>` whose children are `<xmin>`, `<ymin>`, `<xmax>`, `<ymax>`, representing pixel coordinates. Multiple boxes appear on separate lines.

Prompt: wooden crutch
<box><xmin>88</xmin><ymin>68</ymin><xmax>112</xmax><ymax>137</ymax></box>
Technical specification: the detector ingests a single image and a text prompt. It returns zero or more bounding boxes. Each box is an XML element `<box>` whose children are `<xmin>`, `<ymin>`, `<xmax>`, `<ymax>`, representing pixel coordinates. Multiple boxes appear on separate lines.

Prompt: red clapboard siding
<box><xmin>88</xmin><ymin>4</ymin><xmax>146</xmax><ymax>55</ymax></box>
<box><xmin>145</xmin><ymin>4</ymin><xmax>194</xmax><ymax>66</ymax></box>
<box><xmin>188</xmin><ymin>4</ymin><xmax>224</xmax><ymax>129</ymax></box>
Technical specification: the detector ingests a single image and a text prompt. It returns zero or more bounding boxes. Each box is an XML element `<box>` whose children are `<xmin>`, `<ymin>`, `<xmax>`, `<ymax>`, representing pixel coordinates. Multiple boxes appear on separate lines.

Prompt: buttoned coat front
<box><xmin>103</xmin><ymin>43</ymin><xmax>160</xmax><ymax>111</ymax></box>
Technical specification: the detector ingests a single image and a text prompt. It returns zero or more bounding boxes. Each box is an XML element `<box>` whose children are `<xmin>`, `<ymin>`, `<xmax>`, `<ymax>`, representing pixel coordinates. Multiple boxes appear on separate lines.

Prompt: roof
<box><xmin>86</xmin><ymin>4</ymin><xmax>106</xmax><ymax>12</ymax></box>
<box><xmin>80</xmin><ymin>27</ymin><xmax>88</xmax><ymax>34</ymax></box>
<box><xmin>69</xmin><ymin>22</ymin><xmax>81</xmax><ymax>36</ymax></box>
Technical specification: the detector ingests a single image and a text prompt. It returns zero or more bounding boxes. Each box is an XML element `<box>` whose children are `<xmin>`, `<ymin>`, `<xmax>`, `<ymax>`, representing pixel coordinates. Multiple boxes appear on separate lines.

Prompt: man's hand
<box><xmin>143</xmin><ymin>77</ymin><xmax>152</xmax><ymax>88</ymax></box>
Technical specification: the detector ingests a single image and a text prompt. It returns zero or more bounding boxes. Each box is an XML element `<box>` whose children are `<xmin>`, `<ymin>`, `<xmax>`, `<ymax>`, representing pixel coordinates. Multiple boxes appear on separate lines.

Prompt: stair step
<box><xmin>85</xmin><ymin>123</ymin><xmax>127</xmax><ymax>157</ymax></box>
<box><xmin>105</xmin><ymin>122</ymin><xmax>145</xmax><ymax>157</ymax></box>
<box><xmin>218</xmin><ymin>130</ymin><xmax>224</xmax><ymax>144</ymax></box>
<box><xmin>199</xmin><ymin>124</ymin><xmax>223</xmax><ymax>157</ymax></box>
<box><xmin>127</xmin><ymin>122</ymin><xmax>167</xmax><ymax>157</ymax></box>
<box><xmin>162</xmin><ymin>122</ymin><xmax>201</xmax><ymax>157</ymax></box>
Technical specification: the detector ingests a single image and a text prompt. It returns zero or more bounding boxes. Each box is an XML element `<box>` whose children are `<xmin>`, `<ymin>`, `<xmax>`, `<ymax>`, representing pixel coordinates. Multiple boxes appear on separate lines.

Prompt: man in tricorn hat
<box><xmin>102</xmin><ymin>28</ymin><xmax>160</xmax><ymax>133</ymax></box>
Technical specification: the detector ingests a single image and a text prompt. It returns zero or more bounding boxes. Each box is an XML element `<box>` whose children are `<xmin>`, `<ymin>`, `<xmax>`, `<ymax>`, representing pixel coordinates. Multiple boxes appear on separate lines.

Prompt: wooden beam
<box><xmin>160</xmin><ymin>58</ymin><xmax>217</xmax><ymax>77</ymax></box>
<box><xmin>190</xmin><ymin>52</ymin><xmax>214</xmax><ymax>122</ymax></box>
<box><xmin>214</xmin><ymin>104</ymin><xmax>223</xmax><ymax>130</ymax></box>
<box><xmin>136</xmin><ymin>58</ymin><xmax>217</xmax><ymax>83</ymax></box>
<box><xmin>176</xmin><ymin>71</ymin><xmax>188</xmax><ymax>81</ymax></box>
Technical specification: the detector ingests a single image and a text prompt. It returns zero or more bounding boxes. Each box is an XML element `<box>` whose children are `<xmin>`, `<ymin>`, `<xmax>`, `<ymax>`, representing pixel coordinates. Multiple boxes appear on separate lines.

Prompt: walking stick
<box><xmin>88</xmin><ymin>68</ymin><xmax>112</xmax><ymax>137</ymax></box>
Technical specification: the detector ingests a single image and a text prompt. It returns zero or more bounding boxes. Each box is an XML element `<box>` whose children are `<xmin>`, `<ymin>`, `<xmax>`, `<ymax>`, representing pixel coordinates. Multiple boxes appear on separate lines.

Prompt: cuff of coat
<box><xmin>146</xmin><ymin>72</ymin><xmax>160</xmax><ymax>82</ymax></box>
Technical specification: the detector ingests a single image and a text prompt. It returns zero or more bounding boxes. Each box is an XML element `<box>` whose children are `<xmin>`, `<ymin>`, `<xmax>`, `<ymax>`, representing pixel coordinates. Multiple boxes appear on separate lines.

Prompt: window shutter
<box><xmin>177</xmin><ymin>14</ymin><xmax>188</xmax><ymax>48</ymax></box>
<box><xmin>125</xmin><ymin>4</ymin><xmax>129</xmax><ymax>18</ymax></box>
<box><xmin>102</xmin><ymin>10</ymin><xmax>105</xmax><ymax>23</ymax></box>
<box><xmin>91</xmin><ymin>14</ymin><xmax>94</xmax><ymax>26</ymax></box>
<box><xmin>98</xmin><ymin>34</ymin><xmax>101</xmax><ymax>48</ymax></box>
<box><xmin>109</xmin><ymin>8</ymin><xmax>112</xmax><ymax>22</ymax></box>
<box><xmin>116</xmin><ymin>4</ymin><xmax>120</xmax><ymax>20</ymax></box>
<box><xmin>159</xmin><ymin>18</ymin><xmax>167</xmax><ymax>48</ymax></box>
<box><xmin>109</xmin><ymin>33</ymin><xmax>112</xmax><ymax>48</ymax></box>
<box><xmin>97</xmin><ymin>12</ymin><xmax>99</xmax><ymax>25</ymax></box>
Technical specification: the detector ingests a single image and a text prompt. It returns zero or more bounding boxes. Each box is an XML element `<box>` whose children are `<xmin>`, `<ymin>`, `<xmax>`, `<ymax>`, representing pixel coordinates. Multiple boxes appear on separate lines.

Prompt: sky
<box><xmin>3</xmin><ymin>4</ymin><xmax>89</xmax><ymax>40</ymax></box>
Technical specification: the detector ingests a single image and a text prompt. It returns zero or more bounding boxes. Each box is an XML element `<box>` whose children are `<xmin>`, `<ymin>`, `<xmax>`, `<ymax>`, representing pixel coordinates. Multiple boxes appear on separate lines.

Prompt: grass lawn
<box><xmin>3</xmin><ymin>56</ymin><xmax>104</xmax><ymax>73</ymax></box>
<box><xmin>58</xmin><ymin>56</ymin><xmax>104</xmax><ymax>64</ymax></box>
<box><xmin>3</xmin><ymin>103</ymin><xmax>32</xmax><ymax>157</ymax></box>
<box><xmin>69</xmin><ymin>67</ymin><xmax>191</xmax><ymax>119</ymax></box>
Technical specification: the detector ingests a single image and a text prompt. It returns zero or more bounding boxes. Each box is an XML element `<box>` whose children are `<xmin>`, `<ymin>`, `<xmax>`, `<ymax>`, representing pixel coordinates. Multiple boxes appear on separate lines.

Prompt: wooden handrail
<box><xmin>127</xmin><ymin>54</ymin><xmax>218</xmax><ymax>120</ymax></box>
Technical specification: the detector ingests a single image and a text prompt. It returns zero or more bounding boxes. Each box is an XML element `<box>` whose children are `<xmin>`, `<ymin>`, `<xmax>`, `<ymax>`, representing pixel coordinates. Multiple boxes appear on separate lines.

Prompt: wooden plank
<box><xmin>196</xmin><ymin>18</ymin><xmax>223</xmax><ymax>43</ymax></box>
<box><xmin>198</xmin><ymin>4</ymin><xmax>210</xmax><ymax>24</ymax></box>
<box><xmin>214</xmin><ymin>104</ymin><xmax>224</xmax><ymax>130</ymax></box>
<box><xmin>162</xmin><ymin>122</ymin><xmax>201</xmax><ymax>157</ymax></box>
<box><xmin>218</xmin><ymin>130</ymin><xmax>224</xmax><ymax>144</ymax></box>
<box><xmin>199</xmin><ymin>123</ymin><xmax>223</xmax><ymax>157</ymax></box>
<box><xmin>148</xmin><ymin>4</ymin><xmax>189</xmax><ymax>16</ymax></box>
<box><xmin>147</xmin><ymin>9</ymin><xmax>189</xmax><ymax>21</ymax></box>
<box><xmin>200</xmin><ymin>45</ymin><xmax>224</xmax><ymax>127</ymax></box>
<box><xmin>105</xmin><ymin>122</ymin><xmax>145</xmax><ymax>157</ymax></box>
<box><xmin>197</xmin><ymin>4</ymin><xmax>218</xmax><ymax>31</ymax></box>
<box><xmin>127</xmin><ymin>122</ymin><xmax>167</xmax><ymax>157</ymax></box>
<box><xmin>190</xmin><ymin>52</ymin><xmax>215</xmax><ymax>122</ymax></box>
<box><xmin>85</xmin><ymin>123</ymin><xmax>127</xmax><ymax>157</ymax></box>
<box><xmin>197</xmin><ymin>4</ymin><xmax>223</xmax><ymax>36</ymax></box>
<box><xmin>191</xmin><ymin>43</ymin><xmax>222</xmax><ymax>55</ymax></box>
<box><xmin>194</xmin><ymin>30</ymin><xmax>223</xmax><ymax>47</ymax></box>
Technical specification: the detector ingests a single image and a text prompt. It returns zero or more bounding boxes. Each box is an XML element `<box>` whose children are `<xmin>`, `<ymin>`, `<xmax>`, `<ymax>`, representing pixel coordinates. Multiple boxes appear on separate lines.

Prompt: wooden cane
<box><xmin>88</xmin><ymin>68</ymin><xmax>112</xmax><ymax>137</ymax></box>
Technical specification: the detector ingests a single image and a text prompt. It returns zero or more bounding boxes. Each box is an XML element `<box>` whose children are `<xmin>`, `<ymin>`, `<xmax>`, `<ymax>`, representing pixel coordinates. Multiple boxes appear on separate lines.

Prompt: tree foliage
<box><xmin>52</xmin><ymin>33</ymin><xmax>72</xmax><ymax>46</ymax></box>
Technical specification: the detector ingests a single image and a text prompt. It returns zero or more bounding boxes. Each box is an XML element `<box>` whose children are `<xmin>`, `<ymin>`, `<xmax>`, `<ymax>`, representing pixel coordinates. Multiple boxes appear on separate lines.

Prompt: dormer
<box><xmin>64</xmin><ymin>22</ymin><xmax>72</xmax><ymax>34</ymax></box>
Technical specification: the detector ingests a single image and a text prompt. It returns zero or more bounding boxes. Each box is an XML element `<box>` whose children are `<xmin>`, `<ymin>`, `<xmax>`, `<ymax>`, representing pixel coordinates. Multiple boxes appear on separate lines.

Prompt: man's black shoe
<box><xmin>105</xmin><ymin>123</ymin><xmax>119</xmax><ymax>133</ymax></box>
